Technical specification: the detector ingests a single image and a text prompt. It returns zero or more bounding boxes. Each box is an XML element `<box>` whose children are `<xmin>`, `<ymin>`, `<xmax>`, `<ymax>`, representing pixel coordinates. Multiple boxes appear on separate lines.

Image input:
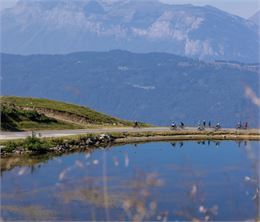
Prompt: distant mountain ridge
<box><xmin>1</xmin><ymin>0</ymin><xmax>259</xmax><ymax>62</ymax></box>
<box><xmin>1</xmin><ymin>50</ymin><xmax>259</xmax><ymax>127</ymax></box>
<box><xmin>249</xmin><ymin>10</ymin><xmax>260</xmax><ymax>26</ymax></box>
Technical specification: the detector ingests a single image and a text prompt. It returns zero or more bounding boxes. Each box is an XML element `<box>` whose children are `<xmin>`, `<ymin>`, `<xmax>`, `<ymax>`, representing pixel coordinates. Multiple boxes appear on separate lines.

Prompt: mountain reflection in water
<box><xmin>1</xmin><ymin>141</ymin><xmax>259</xmax><ymax>221</ymax></box>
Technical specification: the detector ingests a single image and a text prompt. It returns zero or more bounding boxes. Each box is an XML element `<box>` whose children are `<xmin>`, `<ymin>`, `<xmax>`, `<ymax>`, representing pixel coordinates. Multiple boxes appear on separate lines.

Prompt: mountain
<box><xmin>1</xmin><ymin>96</ymin><xmax>134</xmax><ymax>131</ymax></box>
<box><xmin>249</xmin><ymin>10</ymin><xmax>260</xmax><ymax>26</ymax></box>
<box><xmin>1</xmin><ymin>0</ymin><xmax>259</xmax><ymax>62</ymax></box>
<box><xmin>1</xmin><ymin>51</ymin><xmax>259</xmax><ymax>127</ymax></box>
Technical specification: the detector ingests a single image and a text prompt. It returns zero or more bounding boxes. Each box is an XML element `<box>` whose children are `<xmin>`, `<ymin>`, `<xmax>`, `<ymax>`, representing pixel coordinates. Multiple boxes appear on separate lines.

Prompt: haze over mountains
<box><xmin>250</xmin><ymin>10</ymin><xmax>260</xmax><ymax>26</ymax></box>
<box><xmin>2</xmin><ymin>51</ymin><xmax>259</xmax><ymax>127</ymax></box>
<box><xmin>1</xmin><ymin>0</ymin><xmax>259</xmax><ymax>62</ymax></box>
<box><xmin>1</xmin><ymin>1</ymin><xmax>259</xmax><ymax>127</ymax></box>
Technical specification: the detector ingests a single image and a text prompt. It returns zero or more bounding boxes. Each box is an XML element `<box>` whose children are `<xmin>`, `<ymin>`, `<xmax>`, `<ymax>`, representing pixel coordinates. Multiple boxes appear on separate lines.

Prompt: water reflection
<box><xmin>169</xmin><ymin>140</ymin><xmax>224</xmax><ymax>148</ymax></box>
<box><xmin>1</xmin><ymin>141</ymin><xmax>259</xmax><ymax>221</ymax></box>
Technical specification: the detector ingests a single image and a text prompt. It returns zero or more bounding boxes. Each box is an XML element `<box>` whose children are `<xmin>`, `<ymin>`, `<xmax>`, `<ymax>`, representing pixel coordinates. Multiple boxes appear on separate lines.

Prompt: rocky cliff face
<box><xmin>1</xmin><ymin>0</ymin><xmax>259</xmax><ymax>62</ymax></box>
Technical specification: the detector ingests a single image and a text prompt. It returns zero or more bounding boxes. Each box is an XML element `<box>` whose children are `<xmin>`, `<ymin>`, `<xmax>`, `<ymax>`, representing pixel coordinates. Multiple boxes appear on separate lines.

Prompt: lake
<box><xmin>1</xmin><ymin>141</ymin><xmax>259</xmax><ymax>221</ymax></box>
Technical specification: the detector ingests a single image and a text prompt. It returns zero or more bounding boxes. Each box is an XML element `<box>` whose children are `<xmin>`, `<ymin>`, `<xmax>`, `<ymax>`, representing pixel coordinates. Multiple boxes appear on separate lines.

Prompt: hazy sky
<box><xmin>0</xmin><ymin>0</ymin><xmax>259</xmax><ymax>18</ymax></box>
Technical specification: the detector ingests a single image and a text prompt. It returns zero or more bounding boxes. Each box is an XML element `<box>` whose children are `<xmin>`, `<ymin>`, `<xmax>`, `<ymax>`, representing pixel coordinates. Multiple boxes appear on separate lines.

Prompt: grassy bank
<box><xmin>1</xmin><ymin>128</ymin><xmax>259</xmax><ymax>156</ymax></box>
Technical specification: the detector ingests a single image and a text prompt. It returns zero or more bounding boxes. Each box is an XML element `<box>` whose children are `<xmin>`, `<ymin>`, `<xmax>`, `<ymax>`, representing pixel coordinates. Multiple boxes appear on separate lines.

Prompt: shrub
<box><xmin>23</xmin><ymin>135</ymin><xmax>49</xmax><ymax>153</ymax></box>
<box><xmin>4</xmin><ymin>141</ymin><xmax>17</xmax><ymax>152</ymax></box>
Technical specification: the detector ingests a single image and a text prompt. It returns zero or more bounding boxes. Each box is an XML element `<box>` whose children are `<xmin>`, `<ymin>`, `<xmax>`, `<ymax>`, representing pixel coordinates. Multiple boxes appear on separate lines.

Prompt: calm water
<box><xmin>1</xmin><ymin>141</ymin><xmax>259</xmax><ymax>221</ymax></box>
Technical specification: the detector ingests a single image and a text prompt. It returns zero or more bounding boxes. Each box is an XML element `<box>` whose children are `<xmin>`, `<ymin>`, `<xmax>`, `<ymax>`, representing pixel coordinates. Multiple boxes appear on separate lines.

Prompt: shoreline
<box><xmin>114</xmin><ymin>134</ymin><xmax>260</xmax><ymax>144</ymax></box>
<box><xmin>1</xmin><ymin>128</ymin><xmax>260</xmax><ymax>156</ymax></box>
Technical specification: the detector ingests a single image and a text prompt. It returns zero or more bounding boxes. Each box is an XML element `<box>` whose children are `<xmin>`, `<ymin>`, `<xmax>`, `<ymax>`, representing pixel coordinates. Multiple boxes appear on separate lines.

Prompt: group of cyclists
<box><xmin>170</xmin><ymin>121</ymin><xmax>183</xmax><ymax>129</ymax></box>
<box><xmin>236</xmin><ymin>121</ymin><xmax>248</xmax><ymax>129</ymax></box>
<box><xmin>170</xmin><ymin>120</ymin><xmax>249</xmax><ymax>131</ymax></box>
<box><xmin>170</xmin><ymin>120</ymin><xmax>221</xmax><ymax>131</ymax></box>
<box><xmin>133</xmin><ymin>120</ymin><xmax>249</xmax><ymax>130</ymax></box>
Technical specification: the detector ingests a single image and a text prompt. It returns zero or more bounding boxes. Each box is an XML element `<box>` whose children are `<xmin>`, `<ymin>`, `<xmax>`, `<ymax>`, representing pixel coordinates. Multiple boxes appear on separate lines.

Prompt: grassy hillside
<box><xmin>1</xmin><ymin>96</ymin><xmax>139</xmax><ymax>131</ymax></box>
<box><xmin>1</xmin><ymin>105</ymin><xmax>80</xmax><ymax>131</ymax></box>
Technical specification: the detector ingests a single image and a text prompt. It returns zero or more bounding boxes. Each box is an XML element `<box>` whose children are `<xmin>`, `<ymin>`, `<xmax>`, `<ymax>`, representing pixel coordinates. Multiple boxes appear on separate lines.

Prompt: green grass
<box><xmin>1</xmin><ymin>96</ymin><xmax>150</xmax><ymax>131</ymax></box>
<box><xmin>1</xmin><ymin>96</ymin><xmax>134</xmax><ymax>126</ymax></box>
<box><xmin>2</xmin><ymin>135</ymin><xmax>55</xmax><ymax>153</ymax></box>
<box><xmin>17</xmin><ymin>121</ymin><xmax>80</xmax><ymax>130</ymax></box>
<box><xmin>1</xmin><ymin>104</ymin><xmax>81</xmax><ymax>131</ymax></box>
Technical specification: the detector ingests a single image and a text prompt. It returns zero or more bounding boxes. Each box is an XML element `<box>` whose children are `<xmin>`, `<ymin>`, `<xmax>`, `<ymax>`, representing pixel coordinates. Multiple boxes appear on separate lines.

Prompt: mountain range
<box><xmin>1</xmin><ymin>51</ymin><xmax>259</xmax><ymax>127</ymax></box>
<box><xmin>1</xmin><ymin>0</ymin><xmax>259</xmax><ymax>62</ymax></box>
<box><xmin>250</xmin><ymin>10</ymin><xmax>260</xmax><ymax>23</ymax></box>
